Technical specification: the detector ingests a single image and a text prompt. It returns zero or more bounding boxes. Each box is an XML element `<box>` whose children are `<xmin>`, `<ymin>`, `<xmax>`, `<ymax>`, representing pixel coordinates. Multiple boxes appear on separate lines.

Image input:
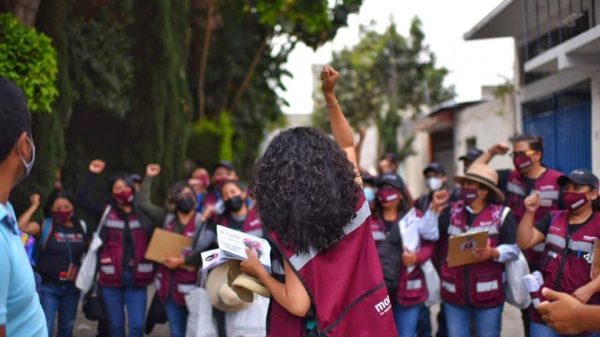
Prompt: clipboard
<box><xmin>447</xmin><ymin>231</ymin><xmax>489</xmax><ymax>268</ymax></box>
<box><xmin>145</xmin><ymin>228</ymin><xmax>195</xmax><ymax>270</ymax></box>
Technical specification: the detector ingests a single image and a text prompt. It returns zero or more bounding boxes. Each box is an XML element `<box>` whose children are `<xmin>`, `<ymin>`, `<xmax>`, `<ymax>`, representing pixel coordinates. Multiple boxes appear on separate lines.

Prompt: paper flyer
<box><xmin>201</xmin><ymin>225</ymin><xmax>271</xmax><ymax>272</ymax></box>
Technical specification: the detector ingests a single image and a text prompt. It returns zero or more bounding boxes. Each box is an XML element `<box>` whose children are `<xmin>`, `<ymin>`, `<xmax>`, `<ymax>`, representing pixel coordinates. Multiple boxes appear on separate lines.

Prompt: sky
<box><xmin>277</xmin><ymin>0</ymin><xmax>515</xmax><ymax>115</ymax></box>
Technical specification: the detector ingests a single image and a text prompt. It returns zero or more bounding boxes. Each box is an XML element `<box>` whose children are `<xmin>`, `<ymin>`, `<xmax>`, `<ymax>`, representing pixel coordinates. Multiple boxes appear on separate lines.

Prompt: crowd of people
<box><xmin>1</xmin><ymin>64</ymin><xmax>600</xmax><ymax>337</ymax></box>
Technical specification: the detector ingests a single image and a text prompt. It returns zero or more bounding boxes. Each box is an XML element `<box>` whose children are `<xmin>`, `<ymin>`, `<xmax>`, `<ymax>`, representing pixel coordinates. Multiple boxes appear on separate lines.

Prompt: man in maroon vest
<box><xmin>476</xmin><ymin>134</ymin><xmax>564</xmax><ymax>337</ymax></box>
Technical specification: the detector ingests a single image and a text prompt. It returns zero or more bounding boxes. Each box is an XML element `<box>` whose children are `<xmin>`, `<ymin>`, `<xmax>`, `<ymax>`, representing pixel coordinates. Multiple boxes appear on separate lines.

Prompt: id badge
<box><xmin>66</xmin><ymin>263</ymin><xmax>79</xmax><ymax>282</ymax></box>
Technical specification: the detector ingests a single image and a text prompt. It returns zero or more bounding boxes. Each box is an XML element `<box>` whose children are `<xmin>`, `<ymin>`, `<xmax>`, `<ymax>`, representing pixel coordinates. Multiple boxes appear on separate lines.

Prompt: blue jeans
<box><xmin>394</xmin><ymin>304</ymin><xmax>425</xmax><ymax>337</ymax></box>
<box><xmin>101</xmin><ymin>271</ymin><xmax>147</xmax><ymax>337</ymax></box>
<box><xmin>418</xmin><ymin>305</ymin><xmax>432</xmax><ymax>337</ymax></box>
<box><xmin>444</xmin><ymin>303</ymin><xmax>503</xmax><ymax>337</ymax></box>
<box><xmin>164</xmin><ymin>296</ymin><xmax>188</xmax><ymax>337</ymax></box>
<box><xmin>40</xmin><ymin>282</ymin><xmax>81</xmax><ymax>337</ymax></box>
<box><xmin>530</xmin><ymin>322</ymin><xmax>600</xmax><ymax>337</ymax></box>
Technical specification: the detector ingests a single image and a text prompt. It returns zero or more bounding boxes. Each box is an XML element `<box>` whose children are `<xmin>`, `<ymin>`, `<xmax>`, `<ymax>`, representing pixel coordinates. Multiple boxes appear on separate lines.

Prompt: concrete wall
<box><xmin>454</xmin><ymin>94</ymin><xmax>517</xmax><ymax>174</ymax></box>
<box><xmin>402</xmin><ymin>131</ymin><xmax>430</xmax><ymax>198</ymax></box>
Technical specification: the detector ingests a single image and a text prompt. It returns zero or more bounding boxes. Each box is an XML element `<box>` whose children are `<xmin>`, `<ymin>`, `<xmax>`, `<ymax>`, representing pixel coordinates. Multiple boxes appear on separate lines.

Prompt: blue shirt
<box><xmin>0</xmin><ymin>202</ymin><xmax>47</xmax><ymax>337</ymax></box>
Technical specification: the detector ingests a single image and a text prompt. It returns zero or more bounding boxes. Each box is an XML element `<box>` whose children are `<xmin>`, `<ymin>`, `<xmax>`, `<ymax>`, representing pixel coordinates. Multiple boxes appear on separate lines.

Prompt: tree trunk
<box><xmin>228</xmin><ymin>33</ymin><xmax>270</xmax><ymax>113</ymax></box>
<box><xmin>11</xmin><ymin>0</ymin><xmax>41</xmax><ymax>27</ymax></box>
<box><xmin>197</xmin><ymin>0</ymin><xmax>215</xmax><ymax>119</ymax></box>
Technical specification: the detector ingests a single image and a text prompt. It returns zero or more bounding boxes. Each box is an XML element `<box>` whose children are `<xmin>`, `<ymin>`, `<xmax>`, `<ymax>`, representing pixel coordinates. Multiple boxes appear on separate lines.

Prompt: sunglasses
<box><xmin>509</xmin><ymin>150</ymin><xmax>537</xmax><ymax>158</ymax></box>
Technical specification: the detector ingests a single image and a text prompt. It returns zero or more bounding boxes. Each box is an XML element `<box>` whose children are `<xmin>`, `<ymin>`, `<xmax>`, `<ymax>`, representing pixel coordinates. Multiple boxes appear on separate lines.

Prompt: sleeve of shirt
<box><xmin>419</xmin><ymin>209</ymin><xmax>440</xmax><ymax>241</ymax></box>
<box><xmin>0</xmin><ymin>234</ymin><xmax>11</xmax><ymax>325</ymax></box>
<box><xmin>534</xmin><ymin>213</ymin><xmax>553</xmax><ymax>236</ymax></box>
<box><xmin>495</xmin><ymin>209</ymin><xmax>519</xmax><ymax>263</ymax></box>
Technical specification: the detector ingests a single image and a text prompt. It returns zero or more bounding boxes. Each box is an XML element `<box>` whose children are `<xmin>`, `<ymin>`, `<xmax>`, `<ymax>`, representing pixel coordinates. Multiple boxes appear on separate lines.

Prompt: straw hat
<box><xmin>227</xmin><ymin>260</ymin><xmax>271</xmax><ymax>302</ymax></box>
<box><xmin>205</xmin><ymin>264</ymin><xmax>251</xmax><ymax>312</ymax></box>
<box><xmin>454</xmin><ymin>163</ymin><xmax>505</xmax><ymax>203</ymax></box>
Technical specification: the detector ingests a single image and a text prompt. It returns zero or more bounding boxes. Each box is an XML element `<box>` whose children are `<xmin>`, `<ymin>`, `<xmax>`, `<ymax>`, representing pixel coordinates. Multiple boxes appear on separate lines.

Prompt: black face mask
<box><xmin>225</xmin><ymin>196</ymin><xmax>244</xmax><ymax>213</ymax></box>
<box><xmin>175</xmin><ymin>196</ymin><xmax>196</xmax><ymax>213</ymax></box>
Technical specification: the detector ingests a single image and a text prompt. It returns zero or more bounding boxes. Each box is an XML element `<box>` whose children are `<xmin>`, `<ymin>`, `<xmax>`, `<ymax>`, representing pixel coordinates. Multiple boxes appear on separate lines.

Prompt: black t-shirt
<box><xmin>534</xmin><ymin>213</ymin><xmax>594</xmax><ymax>236</ymax></box>
<box><xmin>38</xmin><ymin>223</ymin><xmax>86</xmax><ymax>284</ymax></box>
<box><xmin>438</xmin><ymin>205</ymin><xmax>517</xmax><ymax>245</ymax></box>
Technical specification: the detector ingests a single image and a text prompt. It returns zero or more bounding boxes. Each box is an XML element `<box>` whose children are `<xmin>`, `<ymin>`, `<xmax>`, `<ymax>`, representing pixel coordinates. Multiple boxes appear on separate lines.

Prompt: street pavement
<box><xmin>73</xmin><ymin>288</ymin><xmax>525</xmax><ymax>337</ymax></box>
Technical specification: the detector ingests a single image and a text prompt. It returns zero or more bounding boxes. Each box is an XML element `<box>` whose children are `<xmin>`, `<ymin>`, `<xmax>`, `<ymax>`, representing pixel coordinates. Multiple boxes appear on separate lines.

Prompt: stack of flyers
<box><xmin>201</xmin><ymin>225</ymin><xmax>272</xmax><ymax>272</ymax></box>
<box><xmin>523</xmin><ymin>271</ymin><xmax>544</xmax><ymax>308</ymax></box>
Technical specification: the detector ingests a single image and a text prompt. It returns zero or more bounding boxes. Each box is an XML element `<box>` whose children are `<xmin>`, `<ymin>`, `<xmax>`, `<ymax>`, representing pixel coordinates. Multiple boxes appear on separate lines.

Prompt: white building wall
<box><xmin>454</xmin><ymin>94</ymin><xmax>517</xmax><ymax>174</ymax></box>
<box><xmin>592</xmin><ymin>72</ymin><xmax>600</xmax><ymax>174</ymax></box>
<box><xmin>402</xmin><ymin>131</ymin><xmax>430</xmax><ymax>198</ymax></box>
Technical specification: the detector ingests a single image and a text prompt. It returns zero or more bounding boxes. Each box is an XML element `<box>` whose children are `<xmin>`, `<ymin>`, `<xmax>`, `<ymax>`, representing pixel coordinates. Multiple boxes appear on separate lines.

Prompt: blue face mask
<box><xmin>364</xmin><ymin>187</ymin><xmax>376</xmax><ymax>203</ymax></box>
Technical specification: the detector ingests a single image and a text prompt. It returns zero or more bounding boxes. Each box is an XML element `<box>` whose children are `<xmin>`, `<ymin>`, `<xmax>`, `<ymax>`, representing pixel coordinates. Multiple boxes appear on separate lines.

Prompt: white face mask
<box><xmin>426</xmin><ymin>177</ymin><xmax>443</xmax><ymax>191</ymax></box>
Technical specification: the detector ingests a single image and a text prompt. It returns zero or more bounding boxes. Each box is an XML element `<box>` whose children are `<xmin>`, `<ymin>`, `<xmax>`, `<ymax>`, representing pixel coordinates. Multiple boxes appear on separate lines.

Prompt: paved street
<box><xmin>73</xmin><ymin>288</ymin><xmax>525</xmax><ymax>337</ymax></box>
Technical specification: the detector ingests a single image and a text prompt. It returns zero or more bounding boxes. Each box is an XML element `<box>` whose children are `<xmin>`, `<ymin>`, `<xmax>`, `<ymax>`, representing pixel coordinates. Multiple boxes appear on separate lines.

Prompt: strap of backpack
<box><xmin>40</xmin><ymin>218</ymin><xmax>54</xmax><ymax>252</ymax></box>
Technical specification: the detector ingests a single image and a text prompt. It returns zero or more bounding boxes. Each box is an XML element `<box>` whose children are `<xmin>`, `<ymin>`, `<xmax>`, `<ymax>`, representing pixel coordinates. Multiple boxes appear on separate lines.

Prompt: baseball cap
<box><xmin>375</xmin><ymin>173</ymin><xmax>405</xmax><ymax>190</ymax></box>
<box><xmin>423</xmin><ymin>162</ymin><xmax>446</xmax><ymax>176</ymax></box>
<box><xmin>459</xmin><ymin>148</ymin><xmax>484</xmax><ymax>163</ymax></box>
<box><xmin>557</xmin><ymin>169</ymin><xmax>599</xmax><ymax>190</ymax></box>
<box><xmin>214</xmin><ymin>160</ymin><xmax>236</xmax><ymax>172</ymax></box>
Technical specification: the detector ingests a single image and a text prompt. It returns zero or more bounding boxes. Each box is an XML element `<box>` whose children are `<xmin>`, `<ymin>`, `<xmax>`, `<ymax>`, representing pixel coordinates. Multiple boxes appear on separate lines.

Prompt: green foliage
<box><xmin>314</xmin><ymin>17</ymin><xmax>455</xmax><ymax>158</ymax></box>
<box><xmin>187</xmin><ymin>112</ymin><xmax>235</xmax><ymax>170</ymax></box>
<box><xmin>0</xmin><ymin>13</ymin><xmax>58</xmax><ymax>113</ymax></box>
<box><xmin>66</xmin><ymin>13</ymin><xmax>133</xmax><ymax>118</ymax></box>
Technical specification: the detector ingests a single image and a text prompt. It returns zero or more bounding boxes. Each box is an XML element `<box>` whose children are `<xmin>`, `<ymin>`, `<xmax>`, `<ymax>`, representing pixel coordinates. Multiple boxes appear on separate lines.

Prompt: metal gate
<box><xmin>522</xmin><ymin>81</ymin><xmax>592</xmax><ymax>173</ymax></box>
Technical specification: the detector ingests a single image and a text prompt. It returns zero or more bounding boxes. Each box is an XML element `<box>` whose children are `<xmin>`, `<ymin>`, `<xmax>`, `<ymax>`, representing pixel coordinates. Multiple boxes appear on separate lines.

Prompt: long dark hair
<box><xmin>252</xmin><ymin>127</ymin><xmax>360</xmax><ymax>254</ymax></box>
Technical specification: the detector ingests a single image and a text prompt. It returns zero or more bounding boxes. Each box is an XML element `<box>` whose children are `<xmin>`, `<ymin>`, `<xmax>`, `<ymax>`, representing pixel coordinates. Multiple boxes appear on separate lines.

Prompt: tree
<box><xmin>313</xmin><ymin>18</ymin><xmax>455</xmax><ymax>164</ymax></box>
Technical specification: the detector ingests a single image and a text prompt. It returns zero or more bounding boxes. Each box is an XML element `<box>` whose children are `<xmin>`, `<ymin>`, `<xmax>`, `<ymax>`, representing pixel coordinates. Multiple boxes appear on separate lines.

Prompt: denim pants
<box><xmin>164</xmin><ymin>296</ymin><xmax>188</xmax><ymax>337</ymax></box>
<box><xmin>444</xmin><ymin>303</ymin><xmax>503</xmax><ymax>337</ymax></box>
<box><xmin>530</xmin><ymin>322</ymin><xmax>600</xmax><ymax>337</ymax></box>
<box><xmin>101</xmin><ymin>271</ymin><xmax>147</xmax><ymax>337</ymax></box>
<box><xmin>40</xmin><ymin>281</ymin><xmax>81</xmax><ymax>337</ymax></box>
<box><xmin>394</xmin><ymin>303</ymin><xmax>425</xmax><ymax>337</ymax></box>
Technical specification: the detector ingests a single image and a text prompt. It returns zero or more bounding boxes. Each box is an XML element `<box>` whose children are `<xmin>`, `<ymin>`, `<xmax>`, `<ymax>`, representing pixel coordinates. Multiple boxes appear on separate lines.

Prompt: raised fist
<box><xmin>431</xmin><ymin>189</ymin><xmax>450</xmax><ymax>213</ymax></box>
<box><xmin>524</xmin><ymin>191</ymin><xmax>541</xmax><ymax>213</ymax></box>
<box><xmin>146</xmin><ymin>164</ymin><xmax>161</xmax><ymax>178</ymax></box>
<box><xmin>30</xmin><ymin>193</ymin><xmax>40</xmax><ymax>206</ymax></box>
<box><xmin>89</xmin><ymin>159</ymin><xmax>106</xmax><ymax>174</ymax></box>
<box><xmin>320</xmin><ymin>65</ymin><xmax>340</xmax><ymax>95</ymax></box>
<box><xmin>488</xmin><ymin>143</ymin><xmax>510</xmax><ymax>156</ymax></box>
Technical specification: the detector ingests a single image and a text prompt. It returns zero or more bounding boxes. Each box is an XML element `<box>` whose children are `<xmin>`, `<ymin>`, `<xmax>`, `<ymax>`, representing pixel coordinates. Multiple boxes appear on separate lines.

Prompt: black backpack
<box><xmin>377</xmin><ymin>221</ymin><xmax>403</xmax><ymax>302</ymax></box>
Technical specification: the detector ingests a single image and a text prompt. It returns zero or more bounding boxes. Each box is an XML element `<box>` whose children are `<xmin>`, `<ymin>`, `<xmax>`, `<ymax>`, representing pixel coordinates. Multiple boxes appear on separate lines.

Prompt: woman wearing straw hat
<box><xmin>430</xmin><ymin>162</ymin><xmax>519</xmax><ymax>337</ymax></box>
<box><xmin>238</xmin><ymin>65</ymin><xmax>398</xmax><ymax>337</ymax></box>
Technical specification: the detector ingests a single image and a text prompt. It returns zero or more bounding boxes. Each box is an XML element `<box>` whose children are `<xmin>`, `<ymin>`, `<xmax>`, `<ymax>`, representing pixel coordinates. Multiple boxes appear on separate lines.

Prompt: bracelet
<box><xmin>325</xmin><ymin>100</ymin><xmax>339</xmax><ymax>109</ymax></box>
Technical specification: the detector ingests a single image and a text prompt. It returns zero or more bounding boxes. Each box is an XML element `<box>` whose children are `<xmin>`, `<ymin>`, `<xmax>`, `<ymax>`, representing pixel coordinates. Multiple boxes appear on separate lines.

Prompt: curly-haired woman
<box><xmin>240</xmin><ymin>65</ymin><xmax>398</xmax><ymax>337</ymax></box>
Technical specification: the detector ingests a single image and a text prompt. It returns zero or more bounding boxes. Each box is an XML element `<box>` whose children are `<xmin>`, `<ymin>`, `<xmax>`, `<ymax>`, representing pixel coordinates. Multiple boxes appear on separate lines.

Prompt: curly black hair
<box><xmin>252</xmin><ymin>127</ymin><xmax>360</xmax><ymax>254</ymax></box>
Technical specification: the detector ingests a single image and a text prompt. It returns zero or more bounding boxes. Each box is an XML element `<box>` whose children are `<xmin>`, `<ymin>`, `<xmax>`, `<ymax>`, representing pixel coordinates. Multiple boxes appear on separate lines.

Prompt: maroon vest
<box><xmin>440</xmin><ymin>201</ymin><xmax>507</xmax><ymax>308</ymax></box>
<box><xmin>219</xmin><ymin>207</ymin><xmax>263</xmax><ymax>237</ymax></box>
<box><xmin>267</xmin><ymin>195</ymin><xmax>398</xmax><ymax>337</ymax></box>
<box><xmin>98</xmin><ymin>207</ymin><xmax>155</xmax><ymax>287</ymax></box>
<box><xmin>395</xmin><ymin>208</ymin><xmax>432</xmax><ymax>306</ymax></box>
<box><xmin>156</xmin><ymin>213</ymin><xmax>199</xmax><ymax>306</ymax></box>
<box><xmin>505</xmin><ymin>168</ymin><xmax>563</xmax><ymax>265</ymax></box>
<box><xmin>531</xmin><ymin>211</ymin><xmax>600</xmax><ymax>322</ymax></box>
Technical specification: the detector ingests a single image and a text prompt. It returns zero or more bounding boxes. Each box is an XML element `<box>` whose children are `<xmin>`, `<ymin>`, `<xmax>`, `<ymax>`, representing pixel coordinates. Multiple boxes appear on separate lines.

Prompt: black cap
<box><xmin>557</xmin><ymin>169</ymin><xmax>599</xmax><ymax>190</ymax></box>
<box><xmin>214</xmin><ymin>160</ymin><xmax>235</xmax><ymax>172</ymax></box>
<box><xmin>375</xmin><ymin>173</ymin><xmax>405</xmax><ymax>190</ymax></box>
<box><xmin>130</xmin><ymin>174</ymin><xmax>142</xmax><ymax>183</ymax></box>
<box><xmin>459</xmin><ymin>148</ymin><xmax>484</xmax><ymax>162</ymax></box>
<box><xmin>361</xmin><ymin>171</ymin><xmax>376</xmax><ymax>185</ymax></box>
<box><xmin>380</xmin><ymin>152</ymin><xmax>398</xmax><ymax>164</ymax></box>
<box><xmin>423</xmin><ymin>162</ymin><xmax>446</xmax><ymax>176</ymax></box>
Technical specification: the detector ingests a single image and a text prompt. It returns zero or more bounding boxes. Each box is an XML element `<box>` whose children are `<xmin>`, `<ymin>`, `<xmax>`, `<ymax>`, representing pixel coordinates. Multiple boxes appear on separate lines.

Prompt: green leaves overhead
<box><xmin>314</xmin><ymin>17</ymin><xmax>455</xmax><ymax>156</ymax></box>
<box><xmin>0</xmin><ymin>13</ymin><xmax>58</xmax><ymax>113</ymax></box>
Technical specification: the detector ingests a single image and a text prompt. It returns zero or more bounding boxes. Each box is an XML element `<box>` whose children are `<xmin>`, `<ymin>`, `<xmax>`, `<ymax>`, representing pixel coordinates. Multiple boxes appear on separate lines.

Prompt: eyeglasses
<box><xmin>509</xmin><ymin>150</ymin><xmax>537</xmax><ymax>158</ymax></box>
